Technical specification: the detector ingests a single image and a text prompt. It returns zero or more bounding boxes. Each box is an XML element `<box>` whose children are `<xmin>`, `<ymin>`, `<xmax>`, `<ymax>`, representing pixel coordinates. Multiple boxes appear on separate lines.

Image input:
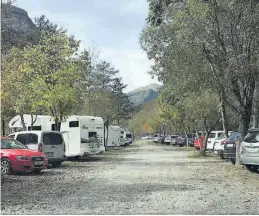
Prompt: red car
<box><xmin>1</xmin><ymin>137</ymin><xmax>48</xmax><ymax>175</ymax></box>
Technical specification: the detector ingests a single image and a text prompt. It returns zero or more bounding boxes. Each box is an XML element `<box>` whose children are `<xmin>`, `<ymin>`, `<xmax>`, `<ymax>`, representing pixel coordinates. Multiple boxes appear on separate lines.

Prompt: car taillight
<box><xmin>38</xmin><ymin>143</ymin><xmax>43</xmax><ymax>152</ymax></box>
<box><xmin>220</xmin><ymin>140</ymin><xmax>226</xmax><ymax>145</ymax></box>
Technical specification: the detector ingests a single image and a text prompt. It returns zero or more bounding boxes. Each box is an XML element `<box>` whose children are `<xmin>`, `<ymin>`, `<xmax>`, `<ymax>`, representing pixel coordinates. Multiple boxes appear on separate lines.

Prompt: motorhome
<box><xmin>120</xmin><ymin>128</ymin><xmax>127</xmax><ymax>146</ymax></box>
<box><xmin>8</xmin><ymin>114</ymin><xmax>52</xmax><ymax>132</ymax></box>
<box><xmin>105</xmin><ymin>125</ymin><xmax>121</xmax><ymax>147</ymax></box>
<box><xmin>60</xmin><ymin>115</ymin><xmax>105</xmax><ymax>158</ymax></box>
<box><xmin>8</xmin><ymin>114</ymin><xmax>105</xmax><ymax>158</ymax></box>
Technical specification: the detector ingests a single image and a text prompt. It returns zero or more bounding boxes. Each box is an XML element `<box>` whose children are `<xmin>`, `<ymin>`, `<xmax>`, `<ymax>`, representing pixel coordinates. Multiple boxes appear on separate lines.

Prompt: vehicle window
<box><xmin>171</xmin><ymin>135</ymin><xmax>177</xmax><ymax>138</ymax></box>
<box><xmin>208</xmin><ymin>133</ymin><xmax>216</xmax><ymax>138</ymax></box>
<box><xmin>121</xmin><ymin>131</ymin><xmax>124</xmax><ymax>134</ymax></box>
<box><xmin>154</xmin><ymin>135</ymin><xmax>158</xmax><ymax>137</ymax></box>
<box><xmin>27</xmin><ymin>133</ymin><xmax>38</xmax><ymax>144</ymax></box>
<box><xmin>89</xmin><ymin>132</ymin><xmax>97</xmax><ymax>138</ymax></box>
<box><xmin>8</xmin><ymin>134</ymin><xmax>15</xmax><ymax>139</ymax></box>
<box><xmin>43</xmin><ymin>133</ymin><xmax>63</xmax><ymax>145</ymax></box>
<box><xmin>126</xmin><ymin>134</ymin><xmax>132</xmax><ymax>138</ymax></box>
<box><xmin>16</xmin><ymin>134</ymin><xmax>27</xmax><ymax>145</ymax></box>
<box><xmin>244</xmin><ymin>131</ymin><xmax>259</xmax><ymax>143</ymax></box>
<box><xmin>69</xmin><ymin>121</ymin><xmax>79</xmax><ymax>127</ymax></box>
<box><xmin>227</xmin><ymin>132</ymin><xmax>241</xmax><ymax>141</ymax></box>
<box><xmin>28</xmin><ymin>126</ymin><xmax>41</xmax><ymax>131</ymax></box>
<box><xmin>1</xmin><ymin>139</ymin><xmax>27</xmax><ymax>149</ymax></box>
<box><xmin>81</xmin><ymin>138</ymin><xmax>89</xmax><ymax>143</ymax></box>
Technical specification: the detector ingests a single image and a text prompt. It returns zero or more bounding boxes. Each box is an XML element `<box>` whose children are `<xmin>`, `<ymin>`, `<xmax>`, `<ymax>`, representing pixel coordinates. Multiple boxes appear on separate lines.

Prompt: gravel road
<box><xmin>1</xmin><ymin>140</ymin><xmax>259</xmax><ymax>215</ymax></box>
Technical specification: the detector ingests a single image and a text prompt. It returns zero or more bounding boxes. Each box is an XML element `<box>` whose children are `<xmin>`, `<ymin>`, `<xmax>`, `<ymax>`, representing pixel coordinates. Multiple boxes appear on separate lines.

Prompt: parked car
<box><xmin>1</xmin><ymin>137</ymin><xmax>48</xmax><ymax>175</ymax></box>
<box><xmin>153</xmin><ymin>134</ymin><xmax>160</xmax><ymax>143</ymax></box>
<box><xmin>223</xmin><ymin>131</ymin><xmax>242</xmax><ymax>164</ymax></box>
<box><xmin>176</xmin><ymin>133</ymin><xmax>195</xmax><ymax>147</ymax></box>
<box><xmin>9</xmin><ymin>131</ymin><xmax>66</xmax><ymax>167</ymax></box>
<box><xmin>214</xmin><ymin>131</ymin><xmax>232</xmax><ymax>159</ymax></box>
<box><xmin>240</xmin><ymin>128</ymin><xmax>259</xmax><ymax>172</ymax></box>
<box><xmin>207</xmin><ymin>131</ymin><xmax>224</xmax><ymax>151</ymax></box>
<box><xmin>159</xmin><ymin>135</ymin><xmax>166</xmax><ymax>144</ymax></box>
<box><xmin>164</xmin><ymin>135</ymin><xmax>171</xmax><ymax>145</ymax></box>
<box><xmin>170</xmin><ymin>135</ymin><xmax>178</xmax><ymax>145</ymax></box>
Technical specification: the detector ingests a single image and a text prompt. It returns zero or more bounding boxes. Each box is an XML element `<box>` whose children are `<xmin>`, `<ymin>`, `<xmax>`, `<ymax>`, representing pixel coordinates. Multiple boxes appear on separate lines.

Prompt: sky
<box><xmin>15</xmin><ymin>0</ymin><xmax>161</xmax><ymax>92</ymax></box>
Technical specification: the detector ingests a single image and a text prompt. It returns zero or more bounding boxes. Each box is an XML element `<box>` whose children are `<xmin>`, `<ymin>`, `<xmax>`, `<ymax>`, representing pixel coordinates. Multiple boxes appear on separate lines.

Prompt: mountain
<box><xmin>127</xmin><ymin>83</ymin><xmax>162</xmax><ymax>106</ymax></box>
<box><xmin>1</xmin><ymin>4</ymin><xmax>37</xmax><ymax>52</ymax></box>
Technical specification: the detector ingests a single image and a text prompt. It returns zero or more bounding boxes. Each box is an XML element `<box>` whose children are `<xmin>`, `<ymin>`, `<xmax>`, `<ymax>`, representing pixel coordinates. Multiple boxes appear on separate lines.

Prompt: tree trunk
<box><xmin>1</xmin><ymin>117</ymin><xmax>5</xmax><ymax>136</ymax></box>
<box><xmin>200</xmin><ymin>132</ymin><xmax>209</xmax><ymax>156</ymax></box>
<box><xmin>220</xmin><ymin>91</ymin><xmax>229</xmax><ymax>137</ymax></box>
<box><xmin>30</xmin><ymin>114</ymin><xmax>38</xmax><ymax>130</ymax></box>
<box><xmin>20</xmin><ymin>113</ymin><xmax>26</xmax><ymax>131</ymax></box>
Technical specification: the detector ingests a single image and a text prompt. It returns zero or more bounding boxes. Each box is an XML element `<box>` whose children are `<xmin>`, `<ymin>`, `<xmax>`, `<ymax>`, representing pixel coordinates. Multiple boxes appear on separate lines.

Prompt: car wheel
<box><xmin>179</xmin><ymin>144</ymin><xmax>184</xmax><ymax>147</ymax></box>
<box><xmin>1</xmin><ymin>158</ymin><xmax>12</xmax><ymax>175</ymax></box>
<box><xmin>230</xmin><ymin>159</ymin><xmax>235</xmax><ymax>165</ymax></box>
<box><xmin>52</xmin><ymin>162</ymin><xmax>62</xmax><ymax>168</ymax></box>
<box><xmin>245</xmin><ymin>165</ymin><xmax>258</xmax><ymax>172</ymax></box>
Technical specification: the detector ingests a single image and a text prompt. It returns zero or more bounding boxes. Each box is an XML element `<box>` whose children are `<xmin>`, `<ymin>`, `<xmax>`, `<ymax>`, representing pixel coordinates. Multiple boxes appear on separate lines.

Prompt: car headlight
<box><xmin>16</xmin><ymin>156</ymin><xmax>31</xmax><ymax>161</ymax></box>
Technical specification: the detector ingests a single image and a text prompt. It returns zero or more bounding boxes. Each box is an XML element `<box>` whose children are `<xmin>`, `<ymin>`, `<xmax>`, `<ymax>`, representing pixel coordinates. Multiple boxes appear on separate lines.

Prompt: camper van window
<box><xmin>43</xmin><ymin>133</ymin><xmax>63</xmax><ymax>145</ymax></box>
<box><xmin>89</xmin><ymin>132</ymin><xmax>97</xmax><ymax>138</ymax></box>
<box><xmin>28</xmin><ymin>126</ymin><xmax>42</xmax><ymax>131</ymax></box>
<box><xmin>69</xmin><ymin>121</ymin><xmax>79</xmax><ymax>127</ymax></box>
<box><xmin>16</xmin><ymin>134</ymin><xmax>27</xmax><ymax>144</ymax></box>
<box><xmin>27</xmin><ymin>134</ymin><xmax>38</xmax><ymax>144</ymax></box>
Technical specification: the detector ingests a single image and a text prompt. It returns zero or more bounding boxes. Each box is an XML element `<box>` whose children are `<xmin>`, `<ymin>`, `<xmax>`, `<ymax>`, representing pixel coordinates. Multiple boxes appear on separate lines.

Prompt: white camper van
<box><xmin>8</xmin><ymin>114</ymin><xmax>52</xmax><ymax>132</ymax></box>
<box><xmin>120</xmin><ymin>128</ymin><xmax>127</xmax><ymax>146</ymax></box>
<box><xmin>105</xmin><ymin>126</ymin><xmax>121</xmax><ymax>147</ymax></box>
<box><xmin>61</xmin><ymin>115</ymin><xmax>105</xmax><ymax>158</ymax></box>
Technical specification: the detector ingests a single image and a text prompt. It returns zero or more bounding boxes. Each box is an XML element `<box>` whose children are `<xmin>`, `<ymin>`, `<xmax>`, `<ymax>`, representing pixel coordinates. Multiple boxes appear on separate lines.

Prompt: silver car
<box><xmin>240</xmin><ymin>128</ymin><xmax>259</xmax><ymax>172</ymax></box>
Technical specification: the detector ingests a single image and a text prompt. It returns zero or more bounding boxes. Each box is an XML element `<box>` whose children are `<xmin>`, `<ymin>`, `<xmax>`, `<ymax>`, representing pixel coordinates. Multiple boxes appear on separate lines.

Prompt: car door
<box><xmin>42</xmin><ymin>132</ymin><xmax>65</xmax><ymax>159</ymax></box>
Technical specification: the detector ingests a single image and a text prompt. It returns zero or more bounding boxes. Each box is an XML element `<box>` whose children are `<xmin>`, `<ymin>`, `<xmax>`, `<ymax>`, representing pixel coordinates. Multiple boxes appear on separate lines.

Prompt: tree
<box><xmin>20</xmin><ymin>32</ymin><xmax>81</xmax><ymax>130</ymax></box>
<box><xmin>111</xmin><ymin>77</ymin><xmax>133</xmax><ymax>125</ymax></box>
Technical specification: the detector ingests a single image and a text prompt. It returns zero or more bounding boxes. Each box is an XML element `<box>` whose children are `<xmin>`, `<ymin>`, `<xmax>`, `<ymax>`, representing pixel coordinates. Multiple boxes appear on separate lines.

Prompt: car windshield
<box><xmin>244</xmin><ymin>131</ymin><xmax>259</xmax><ymax>143</ymax></box>
<box><xmin>1</xmin><ymin>139</ymin><xmax>27</xmax><ymax>149</ymax></box>
<box><xmin>208</xmin><ymin>133</ymin><xmax>216</xmax><ymax>138</ymax></box>
<box><xmin>227</xmin><ymin>132</ymin><xmax>241</xmax><ymax>141</ymax></box>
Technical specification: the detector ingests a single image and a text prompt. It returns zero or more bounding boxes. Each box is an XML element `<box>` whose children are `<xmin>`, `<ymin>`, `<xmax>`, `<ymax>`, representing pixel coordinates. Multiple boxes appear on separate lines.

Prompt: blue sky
<box><xmin>15</xmin><ymin>0</ymin><xmax>161</xmax><ymax>92</ymax></box>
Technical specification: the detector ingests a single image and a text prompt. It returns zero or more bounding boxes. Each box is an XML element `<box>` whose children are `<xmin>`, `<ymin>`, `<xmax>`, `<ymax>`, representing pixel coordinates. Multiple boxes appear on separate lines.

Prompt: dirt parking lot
<box><xmin>1</xmin><ymin>140</ymin><xmax>259</xmax><ymax>215</ymax></box>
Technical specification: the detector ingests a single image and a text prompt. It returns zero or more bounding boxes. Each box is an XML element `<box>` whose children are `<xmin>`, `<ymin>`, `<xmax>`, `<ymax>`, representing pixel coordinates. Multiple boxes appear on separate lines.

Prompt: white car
<box><xmin>170</xmin><ymin>135</ymin><xmax>178</xmax><ymax>145</ymax></box>
<box><xmin>207</xmin><ymin>131</ymin><xmax>224</xmax><ymax>150</ymax></box>
<box><xmin>153</xmin><ymin>134</ymin><xmax>160</xmax><ymax>143</ymax></box>
<box><xmin>214</xmin><ymin>131</ymin><xmax>232</xmax><ymax>159</ymax></box>
<box><xmin>240</xmin><ymin>129</ymin><xmax>259</xmax><ymax>172</ymax></box>
<box><xmin>164</xmin><ymin>135</ymin><xmax>171</xmax><ymax>144</ymax></box>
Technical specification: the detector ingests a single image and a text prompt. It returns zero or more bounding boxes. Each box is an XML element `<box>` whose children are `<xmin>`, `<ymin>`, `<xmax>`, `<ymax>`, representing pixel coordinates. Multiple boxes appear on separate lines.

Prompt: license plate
<box><xmin>34</xmin><ymin>161</ymin><xmax>44</xmax><ymax>165</ymax></box>
<box><xmin>227</xmin><ymin>144</ymin><xmax>233</xmax><ymax>147</ymax></box>
<box><xmin>246</xmin><ymin>148</ymin><xmax>259</xmax><ymax>153</ymax></box>
<box><xmin>45</xmin><ymin>152</ymin><xmax>54</xmax><ymax>157</ymax></box>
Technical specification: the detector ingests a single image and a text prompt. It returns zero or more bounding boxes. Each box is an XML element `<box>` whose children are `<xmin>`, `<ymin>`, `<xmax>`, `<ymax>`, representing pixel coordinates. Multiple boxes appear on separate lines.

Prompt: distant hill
<box><xmin>127</xmin><ymin>83</ymin><xmax>162</xmax><ymax>106</ymax></box>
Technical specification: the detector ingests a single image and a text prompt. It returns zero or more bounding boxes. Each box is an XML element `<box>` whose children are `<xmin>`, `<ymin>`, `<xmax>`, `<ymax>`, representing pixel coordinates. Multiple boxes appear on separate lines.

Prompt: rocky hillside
<box><xmin>1</xmin><ymin>4</ymin><xmax>37</xmax><ymax>52</ymax></box>
<box><xmin>127</xmin><ymin>83</ymin><xmax>162</xmax><ymax>106</ymax></box>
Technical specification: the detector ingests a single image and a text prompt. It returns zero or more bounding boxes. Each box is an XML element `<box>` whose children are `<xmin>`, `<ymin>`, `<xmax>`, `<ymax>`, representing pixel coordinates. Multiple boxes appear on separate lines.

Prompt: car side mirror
<box><xmin>25</xmin><ymin>145</ymin><xmax>29</xmax><ymax>149</ymax></box>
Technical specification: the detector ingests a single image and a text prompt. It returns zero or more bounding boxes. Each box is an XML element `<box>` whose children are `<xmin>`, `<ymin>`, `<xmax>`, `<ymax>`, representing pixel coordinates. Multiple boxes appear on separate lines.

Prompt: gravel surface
<box><xmin>1</xmin><ymin>140</ymin><xmax>259</xmax><ymax>215</ymax></box>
